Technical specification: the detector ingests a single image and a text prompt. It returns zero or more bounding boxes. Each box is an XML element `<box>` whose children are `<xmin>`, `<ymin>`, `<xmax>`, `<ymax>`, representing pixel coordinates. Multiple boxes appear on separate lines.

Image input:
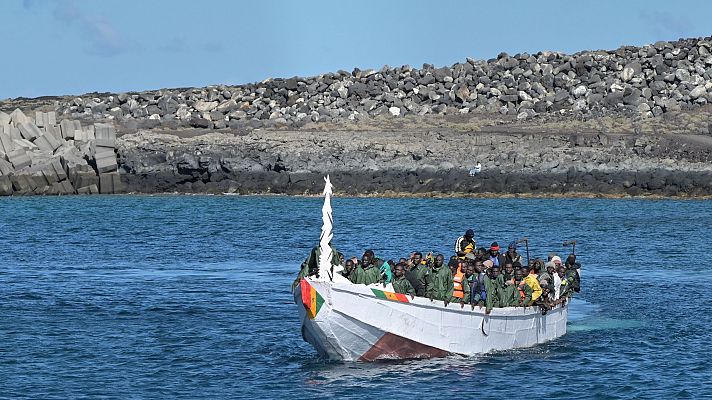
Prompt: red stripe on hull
<box><xmin>358</xmin><ymin>332</ymin><xmax>450</xmax><ymax>361</ymax></box>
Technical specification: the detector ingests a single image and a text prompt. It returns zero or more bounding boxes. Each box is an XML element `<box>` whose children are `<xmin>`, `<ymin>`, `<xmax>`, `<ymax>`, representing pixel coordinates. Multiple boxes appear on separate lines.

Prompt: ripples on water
<box><xmin>0</xmin><ymin>195</ymin><xmax>710</xmax><ymax>398</ymax></box>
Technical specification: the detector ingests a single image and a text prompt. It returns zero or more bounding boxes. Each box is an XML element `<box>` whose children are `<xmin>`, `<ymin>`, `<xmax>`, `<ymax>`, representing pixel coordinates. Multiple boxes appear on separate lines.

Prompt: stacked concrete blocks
<box><xmin>0</xmin><ymin>109</ymin><xmax>124</xmax><ymax>196</ymax></box>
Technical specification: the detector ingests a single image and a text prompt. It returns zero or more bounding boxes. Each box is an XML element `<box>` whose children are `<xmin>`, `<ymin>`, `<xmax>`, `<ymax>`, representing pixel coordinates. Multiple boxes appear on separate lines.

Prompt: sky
<box><xmin>0</xmin><ymin>0</ymin><xmax>709</xmax><ymax>99</ymax></box>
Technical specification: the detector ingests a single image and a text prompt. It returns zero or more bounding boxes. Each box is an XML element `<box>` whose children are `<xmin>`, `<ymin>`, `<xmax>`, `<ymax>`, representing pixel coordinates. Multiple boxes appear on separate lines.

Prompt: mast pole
<box><xmin>318</xmin><ymin>175</ymin><xmax>335</xmax><ymax>280</ymax></box>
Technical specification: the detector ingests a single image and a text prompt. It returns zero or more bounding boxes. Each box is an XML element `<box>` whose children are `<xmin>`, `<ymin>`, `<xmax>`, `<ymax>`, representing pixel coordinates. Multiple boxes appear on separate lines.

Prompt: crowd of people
<box><xmin>296</xmin><ymin>229</ymin><xmax>581</xmax><ymax>314</ymax></box>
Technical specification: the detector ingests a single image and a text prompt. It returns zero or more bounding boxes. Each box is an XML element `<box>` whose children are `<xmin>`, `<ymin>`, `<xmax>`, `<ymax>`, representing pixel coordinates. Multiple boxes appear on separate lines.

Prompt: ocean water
<box><xmin>0</xmin><ymin>195</ymin><xmax>710</xmax><ymax>399</ymax></box>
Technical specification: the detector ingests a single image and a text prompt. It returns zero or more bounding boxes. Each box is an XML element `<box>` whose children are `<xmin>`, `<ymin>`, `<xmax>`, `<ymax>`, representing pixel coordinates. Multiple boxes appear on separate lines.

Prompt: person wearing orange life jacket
<box><xmin>449</xmin><ymin>259</ymin><xmax>471</xmax><ymax>306</ymax></box>
<box><xmin>521</xmin><ymin>263</ymin><xmax>543</xmax><ymax>306</ymax></box>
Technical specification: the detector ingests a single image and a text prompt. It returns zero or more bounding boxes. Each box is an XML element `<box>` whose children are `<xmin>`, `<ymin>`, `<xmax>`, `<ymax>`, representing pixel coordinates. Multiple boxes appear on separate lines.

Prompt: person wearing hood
<box><xmin>565</xmin><ymin>254</ymin><xmax>582</xmax><ymax>293</ymax></box>
<box><xmin>483</xmin><ymin>264</ymin><xmax>505</xmax><ymax>313</ymax></box>
<box><xmin>454</xmin><ymin>229</ymin><xmax>477</xmax><ymax>257</ymax></box>
<box><xmin>392</xmin><ymin>263</ymin><xmax>416</xmax><ymax>298</ymax></box>
<box><xmin>425</xmin><ymin>254</ymin><xmax>454</xmax><ymax>304</ymax></box>
<box><xmin>351</xmin><ymin>250</ymin><xmax>382</xmax><ymax>285</ymax></box>
<box><xmin>293</xmin><ymin>242</ymin><xmax>341</xmax><ymax>290</ymax></box>
<box><xmin>405</xmin><ymin>251</ymin><xmax>428</xmax><ymax>297</ymax></box>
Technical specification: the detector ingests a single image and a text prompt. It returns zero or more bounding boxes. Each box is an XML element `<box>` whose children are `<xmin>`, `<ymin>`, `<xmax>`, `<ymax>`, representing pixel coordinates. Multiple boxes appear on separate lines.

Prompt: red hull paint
<box><xmin>359</xmin><ymin>332</ymin><xmax>450</xmax><ymax>361</ymax></box>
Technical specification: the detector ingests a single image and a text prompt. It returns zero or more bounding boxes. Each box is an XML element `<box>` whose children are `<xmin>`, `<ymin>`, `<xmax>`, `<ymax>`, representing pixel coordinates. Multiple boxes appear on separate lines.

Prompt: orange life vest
<box><xmin>453</xmin><ymin>267</ymin><xmax>465</xmax><ymax>299</ymax></box>
<box><xmin>517</xmin><ymin>281</ymin><xmax>527</xmax><ymax>300</ymax></box>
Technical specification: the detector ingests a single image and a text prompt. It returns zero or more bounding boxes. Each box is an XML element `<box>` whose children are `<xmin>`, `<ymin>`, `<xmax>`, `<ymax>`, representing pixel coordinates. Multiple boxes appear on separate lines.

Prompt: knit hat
<box><xmin>464</xmin><ymin>253</ymin><xmax>476</xmax><ymax>260</ymax></box>
<box><xmin>545</xmin><ymin>261</ymin><xmax>555</xmax><ymax>269</ymax></box>
<box><xmin>483</xmin><ymin>260</ymin><xmax>494</xmax><ymax>268</ymax></box>
<box><xmin>490</xmin><ymin>242</ymin><xmax>500</xmax><ymax>251</ymax></box>
<box><xmin>465</xmin><ymin>229</ymin><xmax>475</xmax><ymax>238</ymax></box>
<box><xmin>552</xmin><ymin>256</ymin><xmax>562</xmax><ymax>264</ymax></box>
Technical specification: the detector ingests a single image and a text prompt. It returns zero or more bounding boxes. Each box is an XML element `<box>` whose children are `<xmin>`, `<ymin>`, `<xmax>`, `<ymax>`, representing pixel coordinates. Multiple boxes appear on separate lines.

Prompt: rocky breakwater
<box><xmin>116</xmin><ymin>129</ymin><xmax>712</xmax><ymax>197</ymax></box>
<box><xmin>0</xmin><ymin>109</ymin><xmax>123</xmax><ymax>195</ymax></box>
<box><xmin>12</xmin><ymin>36</ymin><xmax>712</xmax><ymax>130</ymax></box>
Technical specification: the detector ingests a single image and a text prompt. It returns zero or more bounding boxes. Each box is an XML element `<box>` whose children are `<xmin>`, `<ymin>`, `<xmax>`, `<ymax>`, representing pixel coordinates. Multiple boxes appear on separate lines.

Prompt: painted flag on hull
<box><xmin>371</xmin><ymin>288</ymin><xmax>410</xmax><ymax>303</ymax></box>
<box><xmin>301</xmin><ymin>279</ymin><xmax>324</xmax><ymax>319</ymax></box>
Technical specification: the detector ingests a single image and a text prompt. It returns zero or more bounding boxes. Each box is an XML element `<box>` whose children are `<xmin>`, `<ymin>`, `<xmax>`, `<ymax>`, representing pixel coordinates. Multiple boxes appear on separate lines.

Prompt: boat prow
<box><xmin>296</xmin><ymin>277</ymin><xmax>568</xmax><ymax>361</ymax></box>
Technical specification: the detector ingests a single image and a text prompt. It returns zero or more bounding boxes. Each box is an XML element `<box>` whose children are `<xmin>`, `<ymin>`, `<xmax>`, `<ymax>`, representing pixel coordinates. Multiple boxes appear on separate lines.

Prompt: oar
<box><xmin>563</xmin><ymin>240</ymin><xmax>577</xmax><ymax>255</ymax></box>
<box><xmin>516</xmin><ymin>237</ymin><xmax>530</xmax><ymax>267</ymax></box>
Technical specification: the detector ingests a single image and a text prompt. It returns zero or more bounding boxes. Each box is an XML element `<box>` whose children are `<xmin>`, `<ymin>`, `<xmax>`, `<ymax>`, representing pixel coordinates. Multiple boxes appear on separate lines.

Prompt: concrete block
<box><xmin>28</xmin><ymin>165</ymin><xmax>51</xmax><ymax>187</ymax></box>
<box><xmin>0</xmin><ymin>158</ymin><xmax>14</xmax><ymax>176</ymax></box>
<box><xmin>44</xmin><ymin>125</ymin><xmax>61</xmax><ymax>138</ymax></box>
<box><xmin>41</xmin><ymin>132</ymin><xmax>62</xmax><ymax>152</ymax></box>
<box><xmin>0</xmin><ymin>132</ymin><xmax>15</xmax><ymax>154</ymax></box>
<box><xmin>11</xmin><ymin>173</ymin><xmax>34</xmax><ymax>193</ymax></box>
<box><xmin>29</xmin><ymin>150</ymin><xmax>52</xmax><ymax>166</ymax></box>
<box><xmin>35</xmin><ymin>111</ymin><xmax>58</xmax><ymax>127</ymax></box>
<box><xmin>74</xmin><ymin>127</ymin><xmax>96</xmax><ymax>142</ymax></box>
<box><xmin>8</xmin><ymin>149</ymin><xmax>31</xmax><ymax>169</ymax></box>
<box><xmin>94</xmin><ymin>145</ymin><xmax>115</xmax><ymax>158</ymax></box>
<box><xmin>9</xmin><ymin>109</ymin><xmax>30</xmax><ymax>125</ymax></box>
<box><xmin>33</xmin><ymin>135</ymin><xmax>55</xmax><ymax>153</ymax></box>
<box><xmin>77</xmin><ymin>184</ymin><xmax>99</xmax><ymax>194</ymax></box>
<box><xmin>69</xmin><ymin>170</ymin><xmax>99</xmax><ymax>188</ymax></box>
<box><xmin>0</xmin><ymin>111</ymin><xmax>10</xmax><ymax>126</ymax></box>
<box><xmin>99</xmin><ymin>172</ymin><xmax>124</xmax><ymax>194</ymax></box>
<box><xmin>0</xmin><ymin>175</ymin><xmax>12</xmax><ymax>195</ymax></box>
<box><xmin>8</xmin><ymin>126</ymin><xmax>22</xmax><ymax>140</ymax></box>
<box><xmin>18</xmin><ymin>122</ymin><xmax>42</xmax><ymax>141</ymax></box>
<box><xmin>94</xmin><ymin>124</ymin><xmax>116</xmax><ymax>147</ymax></box>
<box><xmin>35</xmin><ymin>112</ymin><xmax>46</xmax><ymax>127</ymax></box>
<box><xmin>96</xmin><ymin>153</ymin><xmax>118</xmax><ymax>173</ymax></box>
<box><xmin>60</xmin><ymin>119</ymin><xmax>82</xmax><ymax>139</ymax></box>
<box><xmin>50</xmin><ymin>157</ymin><xmax>68</xmax><ymax>181</ymax></box>
<box><xmin>13</xmin><ymin>138</ymin><xmax>37</xmax><ymax>150</ymax></box>
<box><xmin>51</xmin><ymin>180</ymin><xmax>75</xmax><ymax>195</ymax></box>
<box><xmin>42</xmin><ymin>168</ymin><xmax>59</xmax><ymax>184</ymax></box>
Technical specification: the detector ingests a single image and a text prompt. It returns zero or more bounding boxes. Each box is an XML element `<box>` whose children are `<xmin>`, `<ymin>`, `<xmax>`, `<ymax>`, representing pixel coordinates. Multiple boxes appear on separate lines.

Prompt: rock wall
<box><xmin>116</xmin><ymin>130</ymin><xmax>712</xmax><ymax>197</ymax></box>
<box><xmin>3</xmin><ymin>36</ymin><xmax>712</xmax><ymax>131</ymax></box>
<box><xmin>0</xmin><ymin>109</ymin><xmax>123</xmax><ymax>195</ymax></box>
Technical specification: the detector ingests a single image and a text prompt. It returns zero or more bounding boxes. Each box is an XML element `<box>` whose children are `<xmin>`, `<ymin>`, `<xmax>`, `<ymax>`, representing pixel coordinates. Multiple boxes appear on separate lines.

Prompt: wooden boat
<box><xmin>295</xmin><ymin>176</ymin><xmax>569</xmax><ymax>361</ymax></box>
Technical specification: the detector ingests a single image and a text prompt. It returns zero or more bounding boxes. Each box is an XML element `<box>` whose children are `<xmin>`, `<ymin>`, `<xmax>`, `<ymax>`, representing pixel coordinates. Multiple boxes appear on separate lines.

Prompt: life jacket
<box><xmin>463</xmin><ymin>242</ymin><xmax>475</xmax><ymax>254</ymax></box>
<box><xmin>523</xmin><ymin>274</ymin><xmax>542</xmax><ymax>303</ymax></box>
<box><xmin>453</xmin><ymin>267</ymin><xmax>465</xmax><ymax>299</ymax></box>
<box><xmin>516</xmin><ymin>280</ymin><xmax>527</xmax><ymax>300</ymax></box>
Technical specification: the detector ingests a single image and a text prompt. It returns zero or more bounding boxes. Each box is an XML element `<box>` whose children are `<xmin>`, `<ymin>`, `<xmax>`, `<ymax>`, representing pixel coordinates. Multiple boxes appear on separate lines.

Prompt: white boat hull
<box><xmin>296</xmin><ymin>278</ymin><xmax>568</xmax><ymax>361</ymax></box>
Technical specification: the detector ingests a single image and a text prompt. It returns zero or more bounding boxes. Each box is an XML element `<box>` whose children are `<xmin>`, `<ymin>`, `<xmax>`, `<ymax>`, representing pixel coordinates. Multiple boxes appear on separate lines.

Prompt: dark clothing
<box><xmin>504</xmin><ymin>251</ymin><xmax>523</xmax><ymax>265</ymax></box>
<box><xmin>470</xmin><ymin>272</ymin><xmax>487</xmax><ymax>304</ymax></box>
<box><xmin>565</xmin><ymin>261</ymin><xmax>582</xmax><ymax>293</ymax></box>
<box><xmin>392</xmin><ymin>276</ymin><xmax>416</xmax><ymax>296</ymax></box>
<box><xmin>454</xmin><ymin>236</ymin><xmax>476</xmax><ymax>255</ymax></box>
<box><xmin>425</xmin><ymin>265</ymin><xmax>453</xmax><ymax>301</ymax></box>
<box><xmin>483</xmin><ymin>275</ymin><xmax>504</xmax><ymax>312</ymax></box>
<box><xmin>405</xmin><ymin>264</ymin><xmax>428</xmax><ymax>297</ymax></box>
<box><xmin>489</xmin><ymin>254</ymin><xmax>506</xmax><ymax>268</ymax></box>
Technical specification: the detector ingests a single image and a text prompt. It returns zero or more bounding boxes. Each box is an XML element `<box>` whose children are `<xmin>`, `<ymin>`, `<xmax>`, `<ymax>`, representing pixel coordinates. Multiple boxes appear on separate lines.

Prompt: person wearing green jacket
<box><xmin>392</xmin><ymin>264</ymin><xmax>416</xmax><ymax>297</ymax></box>
<box><xmin>501</xmin><ymin>267</ymin><xmax>521</xmax><ymax>307</ymax></box>
<box><xmin>405</xmin><ymin>252</ymin><xmax>429</xmax><ymax>297</ymax></box>
<box><xmin>557</xmin><ymin>266</ymin><xmax>573</xmax><ymax>299</ymax></box>
<box><xmin>351</xmin><ymin>250</ymin><xmax>382</xmax><ymax>285</ymax></box>
<box><xmin>292</xmin><ymin>243</ymin><xmax>340</xmax><ymax>291</ymax></box>
<box><xmin>425</xmin><ymin>254</ymin><xmax>454</xmax><ymax>305</ymax></box>
<box><xmin>483</xmin><ymin>265</ymin><xmax>505</xmax><ymax>313</ymax></box>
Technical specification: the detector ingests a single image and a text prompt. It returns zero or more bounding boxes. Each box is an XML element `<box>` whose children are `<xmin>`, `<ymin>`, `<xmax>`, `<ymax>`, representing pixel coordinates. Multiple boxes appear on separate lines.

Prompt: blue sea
<box><xmin>0</xmin><ymin>195</ymin><xmax>710</xmax><ymax>399</ymax></box>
